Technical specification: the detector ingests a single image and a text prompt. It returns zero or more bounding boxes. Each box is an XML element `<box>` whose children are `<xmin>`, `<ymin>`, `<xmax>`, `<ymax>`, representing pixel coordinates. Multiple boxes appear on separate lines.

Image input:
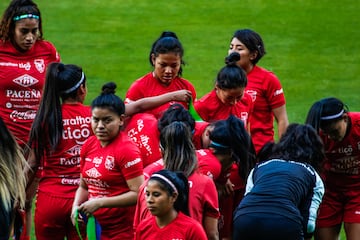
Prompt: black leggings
<box><xmin>233</xmin><ymin>213</ymin><xmax>304</xmax><ymax>240</ymax></box>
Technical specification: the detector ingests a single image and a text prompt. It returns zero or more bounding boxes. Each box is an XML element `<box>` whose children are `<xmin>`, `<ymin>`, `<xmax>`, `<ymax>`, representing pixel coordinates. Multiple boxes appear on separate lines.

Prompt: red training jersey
<box><xmin>192</xmin><ymin>121</ymin><xmax>210</xmax><ymax>150</ymax></box>
<box><xmin>125</xmin><ymin>113</ymin><xmax>162</xmax><ymax>167</ymax></box>
<box><xmin>134</xmin><ymin>159</ymin><xmax>220</xmax><ymax>230</ymax></box>
<box><xmin>0</xmin><ymin>40</ymin><xmax>60</xmax><ymax>147</ymax></box>
<box><xmin>245</xmin><ymin>65</ymin><xmax>286</xmax><ymax>152</ymax></box>
<box><xmin>38</xmin><ymin>103</ymin><xmax>91</xmax><ymax>198</ymax></box>
<box><xmin>321</xmin><ymin>112</ymin><xmax>360</xmax><ymax>189</ymax></box>
<box><xmin>80</xmin><ymin>132</ymin><xmax>143</xmax><ymax>239</ymax></box>
<box><xmin>125</xmin><ymin>72</ymin><xmax>196</xmax><ymax>119</ymax></box>
<box><xmin>135</xmin><ymin>212</ymin><xmax>207</xmax><ymax>240</ymax></box>
<box><xmin>194</xmin><ymin>89</ymin><xmax>253</xmax><ymax>129</ymax></box>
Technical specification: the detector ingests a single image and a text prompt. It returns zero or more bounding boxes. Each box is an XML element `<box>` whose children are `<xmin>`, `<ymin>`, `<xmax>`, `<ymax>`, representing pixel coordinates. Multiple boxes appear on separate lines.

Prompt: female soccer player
<box><xmin>306</xmin><ymin>97</ymin><xmax>360</xmax><ymax>240</ymax></box>
<box><xmin>135</xmin><ymin>169</ymin><xmax>207</xmax><ymax>240</ymax></box>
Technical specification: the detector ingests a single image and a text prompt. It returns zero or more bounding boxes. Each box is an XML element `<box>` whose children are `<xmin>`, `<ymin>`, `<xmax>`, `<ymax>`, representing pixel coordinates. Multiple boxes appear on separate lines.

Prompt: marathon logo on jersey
<box><xmin>105</xmin><ymin>155</ymin><xmax>115</xmax><ymax>170</ymax></box>
<box><xmin>246</xmin><ymin>90</ymin><xmax>257</xmax><ymax>102</ymax></box>
<box><xmin>34</xmin><ymin>59</ymin><xmax>45</xmax><ymax>73</ymax></box>
<box><xmin>124</xmin><ymin>158</ymin><xmax>141</xmax><ymax>168</ymax></box>
<box><xmin>12</xmin><ymin>74</ymin><xmax>38</xmax><ymax>87</ymax></box>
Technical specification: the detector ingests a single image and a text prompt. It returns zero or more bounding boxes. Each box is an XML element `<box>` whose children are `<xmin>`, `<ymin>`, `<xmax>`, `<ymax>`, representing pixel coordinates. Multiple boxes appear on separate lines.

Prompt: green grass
<box><xmin>1</xmin><ymin>0</ymin><xmax>358</xmax><ymax>239</ymax></box>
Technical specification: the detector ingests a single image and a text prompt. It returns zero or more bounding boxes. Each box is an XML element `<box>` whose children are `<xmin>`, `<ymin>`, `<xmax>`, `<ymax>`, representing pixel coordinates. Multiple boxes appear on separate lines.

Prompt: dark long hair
<box><xmin>160</xmin><ymin>121</ymin><xmax>197</xmax><ymax>177</ymax></box>
<box><xmin>149</xmin><ymin>169</ymin><xmax>190</xmax><ymax>216</ymax></box>
<box><xmin>268</xmin><ymin>123</ymin><xmax>325</xmax><ymax>171</ymax></box>
<box><xmin>28</xmin><ymin>62</ymin><xmax>85</xmax><ymax>161</ymax></box>
<box><xmin>209</xmin><ymin>115</ymin><xmax>256</xmax><ymax>180</ymax></box>
<box><xmin>305</xmin><ymin>97</ymin><xmax>348</xmax><ymax>133</ymax></box>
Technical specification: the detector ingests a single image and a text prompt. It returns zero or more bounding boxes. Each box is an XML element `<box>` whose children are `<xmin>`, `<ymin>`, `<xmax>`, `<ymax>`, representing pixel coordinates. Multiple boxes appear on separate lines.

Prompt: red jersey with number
<box><xmin>135</xmin><ymin>212</ymin><xmax>207</xmax><ymax>240</ymax></box>
<box><xmin>194</xmin><ymin>89</ymin><xmax>253</xmax><ymax>129</ymax></box>
<box><xmin>245</xmin><ymin>65</ymin><xmax>286</xmax><ymax>152</ymax></box>
<box><xmin>321</xmin><ymin>112</ymin><xmax>360</xmax><ymax>189</ymax></box>
<box><xmin>125</xmin><ymin>72</ymin><xmax>196</xmax><ymax>119</ymax></box>
<box><xmin>134</xmin><ymin>159</ymin><xmax>220</xmax><ymax>230</ymax></box>
<box><xmin>80</xmin><ymin>132</ymin><xmax>143</xmax><ymax>239</ymax></box>
<box><xmin>38</xmin><ymin>103</ymin><xmax>91</xmax><ymax>198</ymax></box>
<box><xmin>125</xmin><ymin>113</ymin><xmax>161</xmax><ymax>167</ymax></box>
<box><xmin>0</xmin><ymin>40</ymin><xmax>60</xmax><ymax>147</ymax></box>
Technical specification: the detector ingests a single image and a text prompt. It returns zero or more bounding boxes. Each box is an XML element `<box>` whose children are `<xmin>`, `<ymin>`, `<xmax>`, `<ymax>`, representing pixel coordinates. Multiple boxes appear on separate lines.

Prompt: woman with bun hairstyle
<box><xmin>125</xmin><ymin>31</ymin><xmax>195</xmax><ymax>119</ymax></box>
<box><xmin>228</xmin><ymin>29</ymin><xmax>288</xmax><ymax>153</ymax></box>
<box><xmin>194</xmin><ymin>52</ymin><xmax>253</xmax><ymax>130</ymax></box>
<box><xmin>306</xmin><ymin>97</ymin><xmax>360</xmax><ymax>240</ymax></box>
<box><xmin>135</xmin><ymin>169</ymin><xmax>207</xmax><ymax>240</ymax></box>
<box><xmin>194</xmin><ymin>53</ymin><xmax>254</xmax><ymax>239</ymax></box>
<box><xmin>71</xmin><ymin>82</ymin><xmax>144</xmax><ymax>240</ymax></box>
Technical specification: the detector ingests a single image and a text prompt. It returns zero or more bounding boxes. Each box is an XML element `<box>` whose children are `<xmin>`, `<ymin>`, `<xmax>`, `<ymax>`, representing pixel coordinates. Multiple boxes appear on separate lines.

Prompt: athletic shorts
<box><xmin>316</xmin><ymin>187</ymin><xmax>360</xmax><ymax>227</ymax></box>
<box><xmin>34</xmin><ymin>191</ymin><xmax>85</xmax><ymax>240</ymax></box>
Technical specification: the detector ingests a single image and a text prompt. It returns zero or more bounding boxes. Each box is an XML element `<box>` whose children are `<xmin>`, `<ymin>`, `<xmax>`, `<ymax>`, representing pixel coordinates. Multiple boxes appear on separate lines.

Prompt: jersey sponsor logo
<box><xmin>274</xmin><ymin>88</ymin><xmax>283</xmax><ymax>96</ymax></box>
<box><xmin>12</xmin><ymin>74</ymin><xmax>38</xmax><ymax>87</ymax></box>
<box><xmin>10</xmin><ymin>109</ymin><xmax>36</xmax><ymax>121</ymax></box>
<box><xmin>0</xmin><ymin>62</ymin><xmax>17</xmax><ymax>67</ymax></box>
<box><xmin>19</xmin><ymin>62</ymin><xmax>31</xmax><ymax>71</ymax></box>
<box><xmin>105</xmin><ymin>155</ymin><xmax>115</xmax><ymax>170</ymax></box>
<box><xmin>63</xmin><ymin>123</ymin><xmax>91</xmax><ymax>145</ymax></box>
<box><xmin>61</xmin><ymin>178</ymin><xmax>80</xmax><ymax>185</ymax></box>
<box><xmin>60</xmin><ymin>156</ymin><xmax>80</xmax><ymax>166</ymax></box>
<box><xmin>34</xmin><ymin>59</ymin><xmax>45</xmax><ymax>73</ymax></box>
<box><xmin>338</xmin><ymin>145</ymin><xmax>353</xmax><ymax>155</ymax></box>
<box><xmin>246</xmin><ymin>90</ymin><xmax>257</xmax><ymax>102</ymax></box>
<box><xmin>66</xmin><ymin>145</ymin><xmax>82</xmax><ymax>156</ymax></box>
<box><xmin>125</xmin><ymin>157</ymin><xmax>141</xmax><ymax>168</ymax></box>
<box><xmin>86</xmin><ymin>167</ymin><xmax>102</xmax><ymax>178</ymax></box>
<box><xmin>93</xmin><ymin>157</ymin><xmax>103</xmax><ymax>167</ymax></box>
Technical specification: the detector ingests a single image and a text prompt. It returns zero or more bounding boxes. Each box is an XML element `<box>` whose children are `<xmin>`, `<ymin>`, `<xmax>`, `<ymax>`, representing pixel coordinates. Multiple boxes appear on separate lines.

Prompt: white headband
<box><xmin>151</xmin><ymin>174</ymin><xmax>178</xmax><ymax>194</ymax></box>
<box><xmin>321</xmin><ymin>109</ymin><xmax>344</xmax><ymax>120</ymax></box>
<box><xmin>61</xmin><ymin>72</ymin><xmax>84</xmax><ymax>94</ymax></box>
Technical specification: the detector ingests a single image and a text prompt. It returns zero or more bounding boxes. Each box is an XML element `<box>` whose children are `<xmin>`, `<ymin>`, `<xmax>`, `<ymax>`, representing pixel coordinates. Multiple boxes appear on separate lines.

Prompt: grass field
<box><xmin>1</xmin><ymin>0</ymin><xmax>359</xmax><ymax>239</ymax></box>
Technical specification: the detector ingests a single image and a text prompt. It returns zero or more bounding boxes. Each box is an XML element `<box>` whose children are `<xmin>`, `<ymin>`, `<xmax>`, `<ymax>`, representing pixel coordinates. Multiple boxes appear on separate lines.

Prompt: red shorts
<box><xmin>34</xmin><ymin>191</ymin><xmax>85</xmax><ymax>240</ymax></box>
<box><xmin>316</xmin><ymin>187</ymin><xmax>360</xmax><ymax>227</ymax></box>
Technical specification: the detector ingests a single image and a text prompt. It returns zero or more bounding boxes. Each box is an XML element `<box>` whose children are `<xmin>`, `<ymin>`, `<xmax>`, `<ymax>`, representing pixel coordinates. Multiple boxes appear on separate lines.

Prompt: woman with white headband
<box><xmin>26</xmin><ymin>62</ymin><xmax>90</xmax><ymax>240</ymax></box>
<box><xmin>306</xmin><ymin>97</ymin><xmax>360</xmax><ymax>240</ymax></box>
<box><xmin>135</xmin><ymin>169</ymin><xmax>207</xmax><ymax>239</ymax></box>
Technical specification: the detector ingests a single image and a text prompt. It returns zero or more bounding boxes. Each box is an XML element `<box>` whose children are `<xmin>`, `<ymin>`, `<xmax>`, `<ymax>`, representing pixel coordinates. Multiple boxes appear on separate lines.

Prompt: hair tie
<box><xmin>151</xmin><ymin>174</ymin><xmax>178</xmax><ymax>194</ymax></box>
<box><xmin>61</xmin><ymin>72</ymin><xmax>85</xmax><ymax>94</ymax></box>
<box><xmin>321</xmin><ymin>109</ymin><xmax>344</xmax><ymax>120</ymax></box>
<box><xmin>13</xmin><ymin>14</ymin><xmax>39</xmax><ymax>21</ymax></box>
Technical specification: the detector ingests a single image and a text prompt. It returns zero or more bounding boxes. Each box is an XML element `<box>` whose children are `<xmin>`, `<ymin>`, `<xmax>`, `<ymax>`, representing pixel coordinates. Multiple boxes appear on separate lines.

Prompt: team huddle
<box><xmin>1</xmin><ymin>1</ymin><xmax>359</xmax><ymax>240</ymax></box>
